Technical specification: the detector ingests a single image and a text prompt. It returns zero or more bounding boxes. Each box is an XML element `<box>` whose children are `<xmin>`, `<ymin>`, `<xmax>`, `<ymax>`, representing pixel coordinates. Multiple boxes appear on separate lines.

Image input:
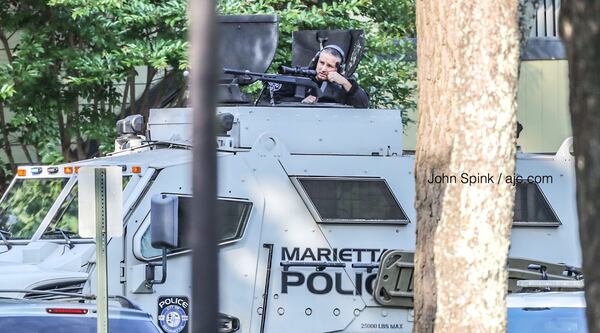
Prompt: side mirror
<box><xmin>151</xmin><ymin>194</ymin><xmax>179</xmax><ymax>249</ymax></box>
<box><xmin>146</xmin><ymin>194</ymin><xmax>179</xmax><ymax>288</ymax></box>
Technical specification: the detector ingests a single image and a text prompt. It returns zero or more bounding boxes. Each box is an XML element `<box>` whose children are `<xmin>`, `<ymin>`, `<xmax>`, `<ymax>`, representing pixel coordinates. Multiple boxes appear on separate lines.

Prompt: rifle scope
<box><xmin>278</xmin><ymin>66</ymin><xmax>317</xmax><ymax>77</ymax></box>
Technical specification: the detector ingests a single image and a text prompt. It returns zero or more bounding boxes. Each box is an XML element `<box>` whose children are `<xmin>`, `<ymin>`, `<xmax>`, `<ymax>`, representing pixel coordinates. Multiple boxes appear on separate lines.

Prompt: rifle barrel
<box><xmin>222</xmin><ymin>68</ymin><xmax>322</xmax><ymax>97</ymax></box>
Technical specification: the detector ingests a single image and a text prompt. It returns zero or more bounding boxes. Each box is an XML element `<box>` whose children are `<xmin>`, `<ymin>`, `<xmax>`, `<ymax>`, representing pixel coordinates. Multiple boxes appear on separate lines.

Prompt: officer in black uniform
<box><xmin>274</xmin><ymin>45</ymin><xmax>369</xmax><ymax>108</ymax></box>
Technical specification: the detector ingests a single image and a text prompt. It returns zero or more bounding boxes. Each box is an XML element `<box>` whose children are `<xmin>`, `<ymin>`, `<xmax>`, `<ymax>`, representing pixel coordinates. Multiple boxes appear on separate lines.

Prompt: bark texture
<box><xmin>560</xmin><ymin>2</ymin><xmax>600</xmax><ymax>332</ymax></box>
<box><xmin>414</xmin><ymin>0</ymin><xmax>520</xmax><ymax>331</ymax></box>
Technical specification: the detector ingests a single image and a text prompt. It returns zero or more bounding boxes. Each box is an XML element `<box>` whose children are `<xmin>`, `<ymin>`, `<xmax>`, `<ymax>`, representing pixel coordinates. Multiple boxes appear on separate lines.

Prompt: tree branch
<box><xmin>0</xmin><ymin>29</ymin><xmax>14</xmax><ymax>64</ymax></box>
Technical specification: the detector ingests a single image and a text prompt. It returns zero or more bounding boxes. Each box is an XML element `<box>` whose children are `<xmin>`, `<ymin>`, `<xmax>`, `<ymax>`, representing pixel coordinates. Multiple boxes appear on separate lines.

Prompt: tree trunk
<box><xmin>19</xmin><ymin>139</ymin><xmax>33</xmax><ymax>164</ymax></box>
<box><xmin>414</xmin><ymin>1</ymin><xmax>520</xmax><ymax>332</ymax></box>
<box><xmin>57</xmin><ymin>110</ymin><xmax>71</xmax><ymax>161</ymax></box>
<box><xmin>0</xmin><ymin>30</ymin><xmax>16</xmax><ymax>170</ymax></box>
<box><xmin>74</xmin><ymin>97</ymin><xmax>89</xmax><ymax>160</ymax></box>
<box><xmin>0</xmin><ymin>102</ymin><xmax>16</xmax><ymax>170</ymax></box>
<box><xmin>129</xmin><ymin>70</ymin><xmax>136</xmax><ymax>116</ymax></box>
<box><xmin>140</xmin><ymin>66</ymin><xmax>157</xmax><ymax>122</ymax></box>
<box><xmin>153</xmin><ymin>69</ymin><xmax>169</xmax><ymax>108</ymax></box>
<box><xmin>560</xmin><ymin>3</ymin><xmax>600</xmax><ymax>332</ymax></box>
<box><xmin>0</xmin><ymin>30</ymin><xmax>14</xmax><ymax>64</ymax></box>
<box><xmin>119</xmin><ymin>79</ymin><xmax>130</xmax><ymax>119</ymax></box>
<box><xmin>0</xmin><ymin>167</ymin><xmax>6</xmax><ymax>195</ymax></box>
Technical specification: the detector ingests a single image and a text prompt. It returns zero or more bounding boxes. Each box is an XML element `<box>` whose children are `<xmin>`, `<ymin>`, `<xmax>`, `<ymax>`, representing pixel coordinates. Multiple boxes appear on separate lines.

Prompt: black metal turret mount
<box><xmin>218</xmin><ymin>15</ymin><xmax>279</xmax><ymax>104</ymax></box>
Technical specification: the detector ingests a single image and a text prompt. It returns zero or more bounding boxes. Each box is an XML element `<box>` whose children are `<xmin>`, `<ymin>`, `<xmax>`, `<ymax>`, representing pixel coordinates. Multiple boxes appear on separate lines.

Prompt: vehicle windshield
<box><xmin>42</xmin><ymin>176</ymin><xmax>132</xmax><ymax>240</ymax></box>
<box><xmin>508</xmin><ymin>307</ymin><xmax>587</xmax><ymax>332</ymax></box>
<box><xmin>0</xmin><ymin>178</ymin><xmax>70</xmax><ymax>240</ymax></box>
<box><xmin>0</xmin><ymin>316</ymin><xmax>160</xmax><ymax>333</ymax></box>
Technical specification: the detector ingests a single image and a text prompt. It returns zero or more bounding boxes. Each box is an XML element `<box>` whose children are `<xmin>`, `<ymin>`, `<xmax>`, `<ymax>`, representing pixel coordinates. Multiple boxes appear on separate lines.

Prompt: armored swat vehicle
<box><xmin>0</xmin><ymin>15</ymin><xmax>582</xmax><ymax>332</ymax></box>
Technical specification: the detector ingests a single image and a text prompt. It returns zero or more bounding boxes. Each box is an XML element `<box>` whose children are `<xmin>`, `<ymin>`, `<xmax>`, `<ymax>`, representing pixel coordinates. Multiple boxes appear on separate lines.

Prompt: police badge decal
<box><xmin>157</xmin><ymin>296</ymin><xmax>190</xmax><ymax>333</ymax></box>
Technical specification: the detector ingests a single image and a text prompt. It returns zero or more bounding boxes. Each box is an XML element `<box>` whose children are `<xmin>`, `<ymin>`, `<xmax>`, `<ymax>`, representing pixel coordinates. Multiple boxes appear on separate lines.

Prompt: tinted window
<box><xmin>0</xmin><ymin>317</ymin><xmax>160</xmax><ymax>333</ymax></box>
<box><xmin>513</xmin><ymin>182</ymin><xmax>559</xmax><ymax>224</ymax></box>
<box><xmin>213</xmin><ymin>199</ymin><xmax>252</xmax><ymax>242</ymax></box>
<box><xmin>508</xmin><ymin>307</ymin><xmax>587</xmax><ymax>332</ymax></box>
<box><xmin>141</xmin><ymin>197</ymin><xmax>252</xmax><ymax>258</ymax></box>
<box><xmin>174</xmin><ymin>197</ymin><xmax>252</xmax><ymax>246</ymax></box>
<box><xmin>297</xmin><ymin>178</ymin><xmax>408</xmax><ymax>223</ymax></box>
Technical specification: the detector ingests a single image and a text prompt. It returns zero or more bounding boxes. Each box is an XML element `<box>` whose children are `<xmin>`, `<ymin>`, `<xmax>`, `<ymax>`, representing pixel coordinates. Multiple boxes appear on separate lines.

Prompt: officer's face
<box><xmin>315</xmin><ymin>52</ymin><xmax>339</xmax><ymax>81</ymax></box>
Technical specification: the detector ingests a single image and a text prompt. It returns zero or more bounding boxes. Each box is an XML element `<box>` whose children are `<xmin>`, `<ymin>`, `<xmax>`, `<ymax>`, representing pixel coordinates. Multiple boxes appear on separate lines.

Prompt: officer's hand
<box><xmin>302</xmin><ymin>95</ymin><xmax>317</xmax><ymax>104</ymax></box>
<box><xmin>326</xmin><ymin>72</ymin><xmax>352</xmax><ymax>92</ymax></box>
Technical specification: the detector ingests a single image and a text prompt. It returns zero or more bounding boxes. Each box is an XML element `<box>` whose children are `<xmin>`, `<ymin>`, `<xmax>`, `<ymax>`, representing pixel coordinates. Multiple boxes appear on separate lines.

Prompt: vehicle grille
<box><xmin>24</xmin><ymin>280</ymin><xmax>86</xmax><ymax>300</ymax></box>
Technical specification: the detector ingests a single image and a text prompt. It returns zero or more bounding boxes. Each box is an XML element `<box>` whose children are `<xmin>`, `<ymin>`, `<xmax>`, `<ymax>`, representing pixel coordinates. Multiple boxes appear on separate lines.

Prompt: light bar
<box><xmin>16</xmin><ymin>164</ymin><xmax>143</xmax><ymax>177</ymax></box>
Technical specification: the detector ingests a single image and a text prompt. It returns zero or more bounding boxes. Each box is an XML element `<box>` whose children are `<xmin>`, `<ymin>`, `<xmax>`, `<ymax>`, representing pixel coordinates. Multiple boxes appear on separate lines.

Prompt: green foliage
<box><xmin>0</xmin><ymin>65</ymin><xmax>15</xmax><ymax>100</ymax></box>
<box><xmin>218</xmin><ymin>0</ymin><xmax>417</xmax><ymax>120</ymax></box>
<box><xmin>39</xmin><ymin>139</ymin><xmax>70</xmax><ymax>164</ymax></box>
<box><xmin>0</xmin><ymin>0</ymin><xmax>188</xmax><ymax>166</ymax></box>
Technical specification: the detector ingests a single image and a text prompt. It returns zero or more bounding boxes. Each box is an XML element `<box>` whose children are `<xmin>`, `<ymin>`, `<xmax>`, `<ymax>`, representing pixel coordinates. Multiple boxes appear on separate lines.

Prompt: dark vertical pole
<box><xmin>190</xmin><ymin>0</ymin><xmax>218</xmax><ymax>332</ymax></box>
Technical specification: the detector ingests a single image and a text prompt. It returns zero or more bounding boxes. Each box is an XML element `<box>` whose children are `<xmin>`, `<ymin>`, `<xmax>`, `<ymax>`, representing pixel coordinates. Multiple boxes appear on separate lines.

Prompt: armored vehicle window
<box><xmin>295</xmin><ymin>178</ymin><xmax>408</xmax><ymax>224</ymax></box>
<box><xmin>140</xmin><ymin>197</ymin><xmax>252</xmax><ymax>258</ymax></box>
<box><xmin>174</xmin><ymin>197</ymin><xmax>252</xmax><ymax>245</ymax></box>
<box><xmin>513</xmin><ymin>182</ymin><xmax>560</xmax><ymax>225</ymax></box>
<box><xmin>0</xmin><ymin>178</ymin><xmax>69</xmax><ymax>240</ymax></box>
<box><xmin>213</xmin><ymin>199</ymin><xmax>253</xmax><ymax>242</ymax></box>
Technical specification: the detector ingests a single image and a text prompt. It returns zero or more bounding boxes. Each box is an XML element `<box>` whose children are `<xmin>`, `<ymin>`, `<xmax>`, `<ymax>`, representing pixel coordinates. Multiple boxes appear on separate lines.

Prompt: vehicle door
<box><xmin>126</xmin><ymin>154</ymin><xmax>266</xmax><ymax>333</ymax></box>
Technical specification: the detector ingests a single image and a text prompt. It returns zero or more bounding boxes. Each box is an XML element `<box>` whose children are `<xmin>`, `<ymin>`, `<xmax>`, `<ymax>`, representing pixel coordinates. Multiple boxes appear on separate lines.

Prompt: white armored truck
<box><xmin>0</xmin><ymin>15</ymin><xmax>582</xmax><ymax>333</ymax></box>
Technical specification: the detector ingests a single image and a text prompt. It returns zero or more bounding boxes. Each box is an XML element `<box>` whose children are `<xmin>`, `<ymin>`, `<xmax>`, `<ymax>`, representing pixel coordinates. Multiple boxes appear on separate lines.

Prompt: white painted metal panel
<box><xmin>232</xmin><ymin>107</ymin><xmax>403</xmax><ymax>155</ymax></box>
<box><xmin>148</xmin><ymin>108</ymin><xmax>194</xmax><ymax>144</ymax></box>
<box><xmin>77</xmin><ymin>166</ymin><xmax>123</xmax><ymax>238</ymax></box>
<box><xmin>148</xmin><ymin>107</ymin><xmax>404</xmax><ymax>155</ymax></box>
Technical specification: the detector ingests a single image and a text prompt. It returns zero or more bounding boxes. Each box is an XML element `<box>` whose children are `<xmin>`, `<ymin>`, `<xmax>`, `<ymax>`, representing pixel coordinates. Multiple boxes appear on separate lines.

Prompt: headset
<box><xmin>309</xmin><ymin>44</ymin><xmax>346</xmax><ymax>74</ymax></box>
